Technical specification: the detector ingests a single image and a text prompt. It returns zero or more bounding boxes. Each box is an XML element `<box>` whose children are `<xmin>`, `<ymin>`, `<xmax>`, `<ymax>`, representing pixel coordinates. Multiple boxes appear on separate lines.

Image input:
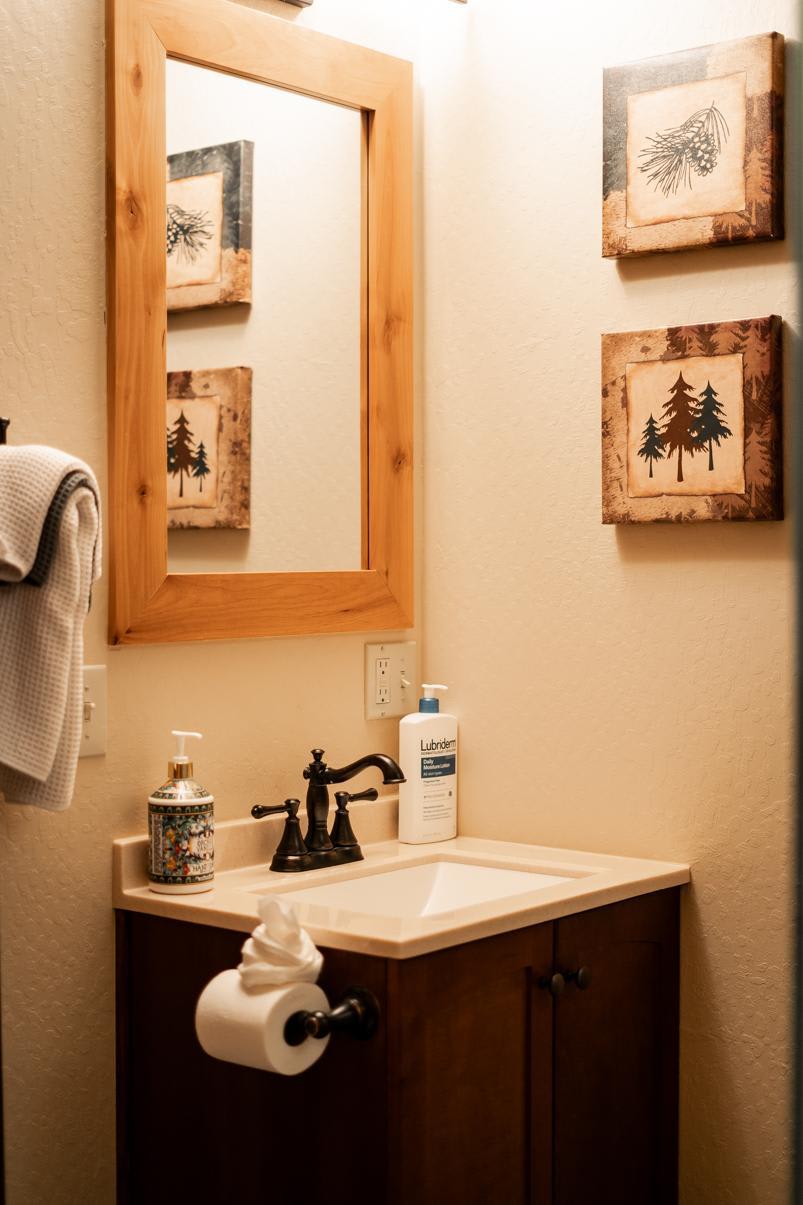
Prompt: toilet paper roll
<box><xmin>195</xmin><ymin>969</ymin><xmax>330</xmax><ymax>1075</ymax></box>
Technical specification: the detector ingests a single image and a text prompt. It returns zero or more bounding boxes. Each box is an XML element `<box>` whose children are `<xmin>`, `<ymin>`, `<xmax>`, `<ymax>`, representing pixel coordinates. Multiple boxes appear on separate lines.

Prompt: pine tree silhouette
<box><xmin>192</xmin><ymin>440</ymin><xmax>211</xmax><ymax>493</ymax></box>
<box><xmin>169</xmin><ymin>410</ymin><xmax>196</xmax><ymax>498</ymax></box>
<box><xmin>661</xmin><ymin>372</ymin><xmax>701</xmax><ymax>483</ymax></box>
<box><xmin>691</xmin><ymin>380</ymin><xmax>732</xmax><ymax>471</ymax></box>
<box><xmin>637</xmin><ymin>413</ymin><xmax>665</xmax><ymax>478</ymax></box>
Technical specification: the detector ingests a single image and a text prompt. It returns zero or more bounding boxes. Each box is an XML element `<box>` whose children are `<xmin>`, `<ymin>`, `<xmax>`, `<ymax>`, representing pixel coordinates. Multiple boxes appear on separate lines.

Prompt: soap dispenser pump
<box><xmin>398</xmin><ymin>684</ymin><xmax>458</xmax><ymax>844</ymax></box>
<box><xmin>147</xmin><ymin>730</ymin><xmax>215</xmax><ymax>894</ymax></box>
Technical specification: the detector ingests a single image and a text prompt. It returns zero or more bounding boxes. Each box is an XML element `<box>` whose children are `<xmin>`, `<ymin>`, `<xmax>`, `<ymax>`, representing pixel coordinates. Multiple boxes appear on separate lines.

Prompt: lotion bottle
<box><xmin>148</xmin><ymin>730</ymin><xmax>215</xmax><ymax>894</ymax></box>
<box><xmin>398</xmin><ymin>684</ymin><xmax>457</xmax><ymax>844</ymax></box>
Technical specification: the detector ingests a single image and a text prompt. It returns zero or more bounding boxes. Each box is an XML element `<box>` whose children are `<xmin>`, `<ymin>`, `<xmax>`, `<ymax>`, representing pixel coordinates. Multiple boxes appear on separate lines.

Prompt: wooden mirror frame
<box><xmin>106</xmin><ymin>0</ymin><xmax>413</xmax><ymax>643</ymax></box>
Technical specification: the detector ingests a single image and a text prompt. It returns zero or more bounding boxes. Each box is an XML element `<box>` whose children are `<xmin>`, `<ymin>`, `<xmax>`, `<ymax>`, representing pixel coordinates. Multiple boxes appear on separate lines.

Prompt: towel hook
<box><xmin>0</xmin><ymin>417</ymin><xmax>9</xmax><ymax>445</ymax></box>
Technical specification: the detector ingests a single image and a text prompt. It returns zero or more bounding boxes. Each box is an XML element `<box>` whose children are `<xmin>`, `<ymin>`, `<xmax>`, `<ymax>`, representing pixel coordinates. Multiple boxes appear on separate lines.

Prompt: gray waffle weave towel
<box><xmin>0</xmin><ymin>446</ymin><xmax>102</xmax><ymax>811</ymax></box>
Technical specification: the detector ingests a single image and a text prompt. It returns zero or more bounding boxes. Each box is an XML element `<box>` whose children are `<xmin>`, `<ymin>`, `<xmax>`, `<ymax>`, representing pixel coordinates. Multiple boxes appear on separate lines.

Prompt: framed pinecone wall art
<box><xmin>602</xmin><ymin>33</ymin><xmax>783</xmax><ymax>257</ymax></box>
<box><xmin>601</xmin><ymin>316</ymin><xmax>782</xmax><ymax>523</ymax></box>
<box><xmin>166</xmin><ymin>140</ymin><xmax>254</xmax><ymax>310</ymax></box>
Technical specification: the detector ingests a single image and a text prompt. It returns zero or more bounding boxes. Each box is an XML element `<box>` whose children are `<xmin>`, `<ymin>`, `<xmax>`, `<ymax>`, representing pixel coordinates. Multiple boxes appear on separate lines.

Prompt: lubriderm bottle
<box><xmin>148</xmin><ymin>730</ymin><xmax>215</xmax><ymax>894</ymax></box>
<box><xmin>398</xmin><ymin>684</ymin><xmax>458</xmax><ymax>844</ymax></box>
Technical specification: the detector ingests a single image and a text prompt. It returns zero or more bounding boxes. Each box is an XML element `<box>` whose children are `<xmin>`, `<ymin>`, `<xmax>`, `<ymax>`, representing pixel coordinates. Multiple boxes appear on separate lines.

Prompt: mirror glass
<box><xmin>165</xmin><ymin>59</ymin><xmax>363</xmax><ymax>574</ymax></box>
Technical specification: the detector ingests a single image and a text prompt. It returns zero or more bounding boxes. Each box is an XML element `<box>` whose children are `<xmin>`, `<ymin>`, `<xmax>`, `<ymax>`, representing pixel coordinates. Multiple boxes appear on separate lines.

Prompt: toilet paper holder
<box><xmin>284</xmin><ymin>986</ymin><xmax>380</xmax><ymax>1047</ymax></box>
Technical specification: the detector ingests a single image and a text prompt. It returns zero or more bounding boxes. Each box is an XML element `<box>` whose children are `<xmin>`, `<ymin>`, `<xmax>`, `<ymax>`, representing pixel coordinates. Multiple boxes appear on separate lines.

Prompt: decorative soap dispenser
<box><xmin>148</xmin><ymin>730</ymin><xmax>215</xmax><ymax>894</ymax></box>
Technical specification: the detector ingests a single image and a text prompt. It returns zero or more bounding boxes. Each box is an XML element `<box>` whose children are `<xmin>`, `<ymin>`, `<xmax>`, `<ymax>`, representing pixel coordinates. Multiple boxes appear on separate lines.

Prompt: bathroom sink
<box><xmin>273</xmin><ymin>859</ymin><xmax>572</xmax><ymax>920</ymax></box>
<box><xmin>115</xmin><ymin>824</ymin><xmax>690</xmax><ymax>959</ymax></box>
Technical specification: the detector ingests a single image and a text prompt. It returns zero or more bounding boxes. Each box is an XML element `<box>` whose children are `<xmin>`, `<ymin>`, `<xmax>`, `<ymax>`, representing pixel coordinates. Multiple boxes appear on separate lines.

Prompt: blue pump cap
<box><xmin>419</xmin><ymin>684</ymin><xmax>447</xmax><ymax>713</ymax></box>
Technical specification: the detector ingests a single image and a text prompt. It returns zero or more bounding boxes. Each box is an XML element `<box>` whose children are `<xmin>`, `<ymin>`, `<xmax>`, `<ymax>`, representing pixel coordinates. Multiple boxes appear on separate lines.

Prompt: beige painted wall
<box><xmin>418</xmin><ymin>3</ymin><xmax>797</xmax><ymax>1203</ymax></box>
<box><xmin>0</xmin><ymin>1</ymin><xmax>796</xmax><ymax>1203</ymax></box>
<box><xmin>0</xmin><ymin>3</ymin><xmax>421</xmax><ymax>1202</ymax></box>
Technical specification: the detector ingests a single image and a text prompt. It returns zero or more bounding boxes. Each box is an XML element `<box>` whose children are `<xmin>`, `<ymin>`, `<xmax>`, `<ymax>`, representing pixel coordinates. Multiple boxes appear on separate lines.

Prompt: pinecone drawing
<box><xmin>638</xmin><ymin>102</ymin><xmax>730</xmax><ymax>196</ymax></box>
<box><xmin>687</xmin><ymin>127</ymin><xmax>718</xmax><ymax>175</ymax></box>
<box><xmin>166</xmin><ymin>202</ymin><xmax>214</xmax><ymax>263</ymax></box>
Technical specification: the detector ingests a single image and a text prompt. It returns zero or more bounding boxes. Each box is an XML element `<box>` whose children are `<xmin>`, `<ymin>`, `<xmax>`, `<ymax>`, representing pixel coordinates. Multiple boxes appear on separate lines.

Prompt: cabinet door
<box><xmin>552</xmin><ymin>890</ymin><xmax>680</xmax><ymax>1205</ymax></box>
<box><xmin>390</xmin><ymin>924</ymin><xmax>553</xmax><ymax>1205</ymax></box>
<box><xmin>117</xmin><ymin>912</ymin><xmax>390</xmax><ymax>1205</ymax></box>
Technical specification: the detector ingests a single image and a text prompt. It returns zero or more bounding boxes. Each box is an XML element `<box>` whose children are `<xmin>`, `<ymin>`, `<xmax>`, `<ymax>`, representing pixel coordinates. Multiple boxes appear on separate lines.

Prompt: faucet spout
<box><xmin>301</xmin><ymin>749</ymin><xmax>405</xmax><ymax>862</ymax></box>
<box><xmin>325</xmin><ymin>753</ymin><xmax>406</xmax><ymax>786</ymax></box>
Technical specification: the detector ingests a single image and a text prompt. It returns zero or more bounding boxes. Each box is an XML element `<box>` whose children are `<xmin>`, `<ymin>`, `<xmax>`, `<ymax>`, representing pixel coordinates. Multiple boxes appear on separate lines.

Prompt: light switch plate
<box><xmin>364</xmin><ymin>641</ymin><xmax>416</xmax><ymax>720</ymax></box>
<box><xmin>80</xmin><ymin>665</ymin><xmax>107</xmax><ymax>757</ymax></box>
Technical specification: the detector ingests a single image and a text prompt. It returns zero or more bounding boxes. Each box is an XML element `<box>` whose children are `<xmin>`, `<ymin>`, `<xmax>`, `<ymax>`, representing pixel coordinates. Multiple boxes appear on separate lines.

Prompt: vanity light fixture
<box><xmin>283</xmin><ymin>0</ymin><xmax>313</xmax><ymax>6</ymax></box>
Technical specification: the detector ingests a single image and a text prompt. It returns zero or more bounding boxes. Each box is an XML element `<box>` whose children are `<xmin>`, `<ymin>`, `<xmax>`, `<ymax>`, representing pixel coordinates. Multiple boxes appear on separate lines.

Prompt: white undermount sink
<box><xmin>274</xmin><ymin>859</ymin><xmax>573</xmax><ymax>920</ymax></box>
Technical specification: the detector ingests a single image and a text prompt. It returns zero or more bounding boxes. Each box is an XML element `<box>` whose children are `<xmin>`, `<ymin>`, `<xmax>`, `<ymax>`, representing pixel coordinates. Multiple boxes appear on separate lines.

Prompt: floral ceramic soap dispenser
<box><xmin>148</xmin><ymin>730</ymin><xmax>215</xmax><ymax>894</ymax></box>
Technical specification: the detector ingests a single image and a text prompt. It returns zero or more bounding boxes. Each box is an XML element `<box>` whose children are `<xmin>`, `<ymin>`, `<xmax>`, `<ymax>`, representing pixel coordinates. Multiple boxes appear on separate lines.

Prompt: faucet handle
<box><xmin>251</xmin><ymin>798</ymin><xmax>300</xmax><ymax>820</ymax></box>
<box><xmin>341</xmin><ymin>788</ymin><xmax>379</xmax><ymax>805</ymax></box>
<box><xmin>250</xmin><ymin>799</ymin><xmax>310</xmax><ymax>872</ymax></box>
<box><xmin>331</xmin><ymin>787</ymin><xmax>378</xmax><ymax>850</ymax></box>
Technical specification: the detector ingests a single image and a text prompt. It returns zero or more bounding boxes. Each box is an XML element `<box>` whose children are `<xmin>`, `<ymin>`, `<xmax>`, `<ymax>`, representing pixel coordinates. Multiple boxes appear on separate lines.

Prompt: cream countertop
<box><xmin>113</xmin><ymin>797</ymin><xmax>690</xmax><ymax>959</ymax></box>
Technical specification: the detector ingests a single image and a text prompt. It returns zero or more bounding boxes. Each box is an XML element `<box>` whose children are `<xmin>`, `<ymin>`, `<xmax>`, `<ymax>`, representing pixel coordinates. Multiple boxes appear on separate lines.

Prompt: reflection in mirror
<box><xmin>165</xmin><ymin>59</ymin><xmax>363</xmax><ymax>574</ymax></box>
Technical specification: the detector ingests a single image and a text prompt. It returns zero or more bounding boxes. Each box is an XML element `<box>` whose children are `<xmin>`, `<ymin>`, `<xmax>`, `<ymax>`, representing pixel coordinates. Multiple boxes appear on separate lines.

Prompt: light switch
<box><xmin>80</xmin><ymin>665</ymin><xmax>107</xmax><ymax>757</ymax></box>
<box><xmin>365</xmin><ymin>642</ymin><xmax>416</xmax><ymax>720</ymax></box>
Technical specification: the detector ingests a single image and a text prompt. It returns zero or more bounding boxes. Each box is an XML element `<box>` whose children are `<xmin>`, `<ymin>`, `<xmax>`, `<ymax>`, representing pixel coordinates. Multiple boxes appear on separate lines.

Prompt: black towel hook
<box><xmin>0</xmin><ymin>417</ymin><xmax>9</xmax><ymax>445</ymax></box>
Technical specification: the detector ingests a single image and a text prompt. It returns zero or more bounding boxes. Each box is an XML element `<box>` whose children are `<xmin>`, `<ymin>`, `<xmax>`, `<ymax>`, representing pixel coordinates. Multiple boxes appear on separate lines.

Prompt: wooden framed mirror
<box><xmin>106</xmin><ymin>0</ymin><xmax>413</xmax><ymax>643</ymax></box>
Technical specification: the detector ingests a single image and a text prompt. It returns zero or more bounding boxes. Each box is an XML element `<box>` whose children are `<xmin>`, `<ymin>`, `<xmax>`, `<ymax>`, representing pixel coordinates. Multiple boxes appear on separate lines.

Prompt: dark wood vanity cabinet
<box><xmin>116</xmin><ymin>889</ymin><xmax>679</xmax><ymax>1205</ymax></box>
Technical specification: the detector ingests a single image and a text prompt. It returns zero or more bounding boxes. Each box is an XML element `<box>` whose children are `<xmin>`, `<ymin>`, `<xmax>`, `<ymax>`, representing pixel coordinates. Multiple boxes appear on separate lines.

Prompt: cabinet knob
<box><xmin>575</xmin><ymin>966</ymin><xmax>592</xmax><ymax>991</ymax></box>
<box><xmin>538</xmin><ymin>968</ymin><xmax>592</xmax><ymax>995</ymax></box>
<box><xmin>538</xmin><ymin>972</ymin><xmax>565</xmax><ymax>997</ymax></box>
<box><xmin>564</xmin><ymin>966</ymin><xmax>592</xmax><ymax>991</ymax></box>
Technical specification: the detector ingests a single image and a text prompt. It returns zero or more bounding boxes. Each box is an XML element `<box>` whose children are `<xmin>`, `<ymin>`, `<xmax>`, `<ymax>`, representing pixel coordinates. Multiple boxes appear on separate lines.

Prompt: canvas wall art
<box><xmin>601</xmin><ymin>316</ymin><xmax>782</xmax><ymax>523</ymax></box>
<box><xmin>167</xmin><ymin>366</ymin><xmax>252</xmax><ymax>529</ymax></box>
<box><xmin>603</xmin><ymin>33</ymin><xmax>783</xmax><ymax>257</ymax></box>
<box><xmin>166</xmin><ymin>140</ymin><xmax>253</xmax><ymax>310</ymax></box>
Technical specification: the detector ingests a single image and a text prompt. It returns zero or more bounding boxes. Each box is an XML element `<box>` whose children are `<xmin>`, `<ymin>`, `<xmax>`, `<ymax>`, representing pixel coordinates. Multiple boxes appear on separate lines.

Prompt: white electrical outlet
<box><xmin>80</xmin><ymin>665</ymin><xmax>107</xmax><ymax>757</ymax></box>
<box><xmin>364</xmin><ymin>641</ymin><xmax>416</xmax><ymax>719</ymax></box>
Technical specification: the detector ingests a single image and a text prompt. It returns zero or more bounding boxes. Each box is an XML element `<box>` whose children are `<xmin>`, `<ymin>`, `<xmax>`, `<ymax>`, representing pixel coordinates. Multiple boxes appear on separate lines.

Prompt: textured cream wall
<box><xmin>0</xmin><ymin>3</ymin><xmax>421</xmax><ymax>1202</ymax></box>
<box><xmin>0</xmin><ymin>0</ymin><xmax>796</xmax><ymax>1202</ymax></box>
<box><xmin>418</xmin><ymin>3</ymin><xmax>797</xmax><ymax>1203</ymax></box>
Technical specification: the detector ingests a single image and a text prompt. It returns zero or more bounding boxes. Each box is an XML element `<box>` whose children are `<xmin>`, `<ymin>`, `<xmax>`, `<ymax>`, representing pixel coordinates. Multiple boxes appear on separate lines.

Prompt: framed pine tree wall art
<box><xmin>602</xmin><ymin>33</ymin><xmax>784</xmax><ymax>257</ymax></box>
<box><xmin>601</xmin><ymin>316</ymin><xmax>782</xmax><ymax>523</ymax></box>
<box><xmin>167</xmin><ymin>141</ymin><xmax>254</xmax><ymax>310</ymax></box>
<box><xmin>167</xmin><ymin>366</ymin><xmax>252</xmax><ymax>529</ymax></box>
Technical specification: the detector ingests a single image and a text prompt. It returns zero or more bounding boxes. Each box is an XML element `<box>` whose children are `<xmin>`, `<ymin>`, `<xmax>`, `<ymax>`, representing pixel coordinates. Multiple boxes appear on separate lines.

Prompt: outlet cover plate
<box><xmin>364</xmin><ymin>641</ymin><xmax>416</xmax><ymax>720</ymax></box>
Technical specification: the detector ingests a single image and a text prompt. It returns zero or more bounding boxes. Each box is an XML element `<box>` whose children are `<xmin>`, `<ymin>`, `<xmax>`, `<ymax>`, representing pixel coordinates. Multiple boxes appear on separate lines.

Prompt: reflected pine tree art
<box><xmin>167</xmin><ymin>410</ymin><xmax>198</xmax><ymax>499</ymax></box>
<box><xmin>166</xmin><ymin>366</ymin><xmax>252</xmax><ymax>531</ymax></box>
<box><xmin>192</xmin><ymin>442</ymin><xmax>212</xmax><ymax>492</ymax></box>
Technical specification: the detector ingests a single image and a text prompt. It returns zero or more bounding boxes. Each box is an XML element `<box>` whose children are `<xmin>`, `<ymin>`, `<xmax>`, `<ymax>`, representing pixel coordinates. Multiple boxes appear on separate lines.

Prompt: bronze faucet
<box><xmin>252</xmin><ymin>748</ymin><xmax>405</xmax><ymax>872</ymax></box>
